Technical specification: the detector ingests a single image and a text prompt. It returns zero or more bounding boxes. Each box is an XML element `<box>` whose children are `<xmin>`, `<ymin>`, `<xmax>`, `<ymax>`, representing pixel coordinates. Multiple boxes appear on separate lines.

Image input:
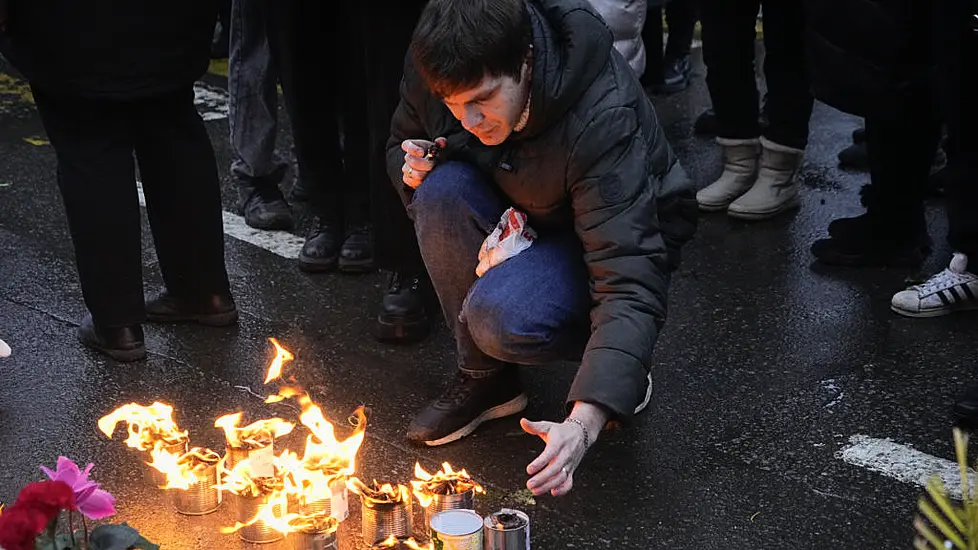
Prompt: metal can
<box><xmin>299</xmin><ymin>478</ymin><xmax>350</xmax><ymax>521</ymax></box>
<box><xmin>423</xmin><ymin>489</ymin><xmax>476</xmax><ymax>535</ymax></box>
<box><xmin>232</xmin><ymin>492</ymin><xmax>284</xmax><ymax>544</ymax></box>
<box><xmin>483</xmin><ymin>509</ymin><xmax>530</xmax><ymax>550</ymax></box>
<box><xmin>361</xmin><ymin>499</ymin><xmax>412</xmax><ymax>545</ymax></box>
<box><xmin>145</xmin><ymin>440</ymin><xmax>189</xmax><ymax>488</ymax></box>
<box><xmin>288</xmin><ymin>527</ymin><xmax>338</xmax><ymax>550</ymax></box>
<box><xmin>170</xmin><ymin>463</ymin><xmax>221</xmax><ymax>516</ymax></box>
<box><xmin>430</xmin><ymin>509</ymin><xmax>483</xmax><ymax>550</ymax></box>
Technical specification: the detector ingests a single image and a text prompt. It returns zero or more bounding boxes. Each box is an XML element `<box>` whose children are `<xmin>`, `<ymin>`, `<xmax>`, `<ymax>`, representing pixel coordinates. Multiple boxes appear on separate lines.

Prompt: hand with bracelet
<box><xmin>520</xmin><ymin>401</ymin><xmax>610</xmax><ymax>497</ymax></box>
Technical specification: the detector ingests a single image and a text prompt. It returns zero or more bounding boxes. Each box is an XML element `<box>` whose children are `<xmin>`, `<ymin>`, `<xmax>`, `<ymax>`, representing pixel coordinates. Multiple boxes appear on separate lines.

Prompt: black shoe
<box><xmin>693</xmin><ymin>109</ymin><xmax>718</xmax><ymax>136</ymax></box>
<box><xmin>146</xmin><ymin>292</ymin><xmax>238</xmax><ymax>327</ymax></box>
<box><xmin>289</xmin><ymin>176</ymin><xmax>312</xmax><ymax>203</ymax></box>
<box><xmin>338</xmin><ymin>224</ymin><xmax>374</xmax><ymax>273</ymax></box>
<box><xmin>406</xmin><ymin>367</ymin><xmax>528</xmax><ymax>446</ymax></box>
<box><xmin>298</xmin><ymin>221</ymin><xmax>341</xmax><ymax>273</ymax></box>
<box><xmin>852</xmin><ymin>127</ymin><xmax>866</xmax><ymax>143</ymax></box>
<box><xmin>650</xmin><ymin>55</ymin><xmax>691</xmax><ymax>95</ymax></box>
<box><xmin>376</xmin><ymin>271</ymin><xmax>430</xmax><ymax>344</ymax></box>
<box><xmin>78</xmin><ymin>314</ymin><xmax>146</xmax><ymax>362</ymax></box>
<box><xmin>238</xmin><ymin>185</ymin><xmax>293</xmax><ymax>231</ymax></box>
<box><xmin>954</xmin><ymin>386</ymin><xmax>978</xmax><ymax>425</ymax></box>
<box><xmin>837</xmin><ymin>142</ymin><xmax>869</xmax><ymax>170</ymax></box>
<box><xmin>811</xmin><ymin>225</ymin><xmax>930</xmax><ymax>267</ymax></box>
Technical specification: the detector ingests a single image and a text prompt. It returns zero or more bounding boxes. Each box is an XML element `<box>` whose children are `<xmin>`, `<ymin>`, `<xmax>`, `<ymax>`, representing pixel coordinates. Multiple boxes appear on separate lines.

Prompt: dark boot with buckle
<box><xmin>78</xmin><ymin>313</ymin><xmax>146</xmax><ymax>362</ymax></box>
<box><xmin>376</xmin><ymin>270</ymin><xmax>430</xmax><ymax>344</ymax></box>
<box><xmin>338</xmin><ymin>223</ymin><xmax>374</xmax><ymax>273</ymax></box>
<box><xmin>299</xmin><ymin>219</ymin><xmax>341</xmax><ymax>273</ymax></box>
<box><xmin>406</xmin><ymin>365</ymin><xmax>527</xmax><ymax>447</ymax></box>
<box><xmin>238</xmin><ymin>182</ymin><xmax>293</xmax><ymax>231</ymax></box>
<box><xmin>146</xmin><ymin>292</ymin><xmax>238</xmax><ymax>326</ymax></box>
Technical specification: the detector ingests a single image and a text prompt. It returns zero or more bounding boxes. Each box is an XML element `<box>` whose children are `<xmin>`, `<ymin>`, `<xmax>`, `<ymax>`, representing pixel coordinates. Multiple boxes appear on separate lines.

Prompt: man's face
<box><xmin>442</xmin><ymin>63</ymin><xmax>530</xmax><ymax>146</ymax></box>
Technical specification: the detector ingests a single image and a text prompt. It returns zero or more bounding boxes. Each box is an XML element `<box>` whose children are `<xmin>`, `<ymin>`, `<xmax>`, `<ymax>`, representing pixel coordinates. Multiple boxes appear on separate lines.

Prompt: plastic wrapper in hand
<box><xmin>476</xmin><ymin>208</ymin><xmax>537</xmax><ymax>277</ymax></box>
<box><xmin>0</xmin><ymin>338</ymin><xmax>10</xmax><ymax>357</ymax></box>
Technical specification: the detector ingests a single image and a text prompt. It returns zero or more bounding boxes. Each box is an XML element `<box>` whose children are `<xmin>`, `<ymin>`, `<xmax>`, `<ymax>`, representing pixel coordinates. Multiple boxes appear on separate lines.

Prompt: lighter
<box><xmin>424</xmin><ymin>143</ymin><xmax>441</xmax><ymax>161</ymax></box>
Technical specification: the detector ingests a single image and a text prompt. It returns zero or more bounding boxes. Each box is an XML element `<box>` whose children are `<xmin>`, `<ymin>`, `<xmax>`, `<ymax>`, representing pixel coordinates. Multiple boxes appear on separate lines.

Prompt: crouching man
<box><xmin>388</xmin><ymin>0</ymin><xmax>697</xmax><ymax>496</ymax></box>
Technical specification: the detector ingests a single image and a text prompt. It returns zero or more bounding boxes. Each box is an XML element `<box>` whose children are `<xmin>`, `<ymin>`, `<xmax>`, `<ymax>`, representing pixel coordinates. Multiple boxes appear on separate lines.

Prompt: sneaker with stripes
<box><xmin>891</xmin><ymin>253</ymin><xmax>978</xmax><ymax>317</ymax></box>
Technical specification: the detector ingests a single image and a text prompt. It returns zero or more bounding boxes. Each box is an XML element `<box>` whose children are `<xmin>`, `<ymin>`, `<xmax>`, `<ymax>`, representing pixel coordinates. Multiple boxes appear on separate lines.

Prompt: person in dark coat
<box><xmin>0</xmin><ymin>0</ymin><xmax>237</xmax><ymax>361</ymax></box>
<box><xmin>389</xmin><ymin>0</ymin><xmax>697</xmax><ymax>496</ymax></box>
<box><xmin>805</xmin><ymin>0</ymin><xmax>941</xmax><ymax>266</ymax></box>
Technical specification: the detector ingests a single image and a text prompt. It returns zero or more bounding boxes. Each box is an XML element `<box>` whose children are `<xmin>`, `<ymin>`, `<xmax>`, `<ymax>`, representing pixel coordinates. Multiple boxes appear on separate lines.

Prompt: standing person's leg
<box><xmin>228</xmin><ymin>0</ymin><xmax>292</xmax><ymax>230</ymax></box>
<box><xmin>891</xmin><ymin>0</ymin><xmax>978</xmax><ymax>321</ymax></box>
<box><xmin>264</xmin><ymin>0</ymin><xmax>346</xmax><ymax>272</ymax></box>
<box><xmin>639</xmin><ymin>3</ymin><xmax>665</xmax><ymax>88</ymax></box>
<box><xmin>726</xmin><ymin>0</ymin><xmax>813</xmax><ymax>219</ymax></box>
<box><xmin>653</xmin><ymin>0</ymin><xmax>696</xmax><ymax>94</ymax></box>
<box><xmin>31</xmin><ymin>89</ymin><xmax>146</xmax><ymax>361</ymax></box>
<box><xmin>405</xmin><ymin>162</ymin><xmax>592</xmax><ymax>446</ymax></box>
<box><xmin>213</xmin><ymin>0</ymin><xmax>232</xmax><ymax>58</ymax></box>
<box><xmin>360</xmin><ymin>0</ymin><xmax>434</xmax><ymax>344</ymax></box>
<box><xmin>334</xmin><ymin>0</ymin><xmax>374</xmax><ymax>274</ymax></box>
<box><xmin>695</xmin><ymin>0</ymin><xmax>764</xmax><ymax>211</ymax></box>
<box><xmin>134</xmin><ymin>88</ymin><xmax>237</xmax><ymax>326</ymax></box>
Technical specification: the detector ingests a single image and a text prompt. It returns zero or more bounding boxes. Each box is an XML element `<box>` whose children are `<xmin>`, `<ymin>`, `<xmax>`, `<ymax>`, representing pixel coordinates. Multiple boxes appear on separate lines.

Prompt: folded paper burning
<box><xmin>412</xmin><ymin>461</ymin><xmax>484</xmax><ymax>533</ymax></box>
<box><xmin>146</xmin><ymin>447</ymin><xmax>223</xmax><ymax>516</ymax></box>
<box><xmin>348</xmin><ymin>478</ymin><xmax>414</xmax><ymax>544</ymax></box>
<box><xmin>476</xmin><ymin>207</ymin><xmax>537</xmax><ymax>277</ymax></box>
<box><xmin>97</xmin><ymin>402</ymin><xmax>191</xmax><ymax>487</ymax></box>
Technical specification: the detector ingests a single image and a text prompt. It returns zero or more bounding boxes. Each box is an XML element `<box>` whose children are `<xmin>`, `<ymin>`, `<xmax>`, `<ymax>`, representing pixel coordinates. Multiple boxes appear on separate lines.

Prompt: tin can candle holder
<box><xmin>430</xmin><ymin>509</ymin><xmax>484</xmax><ymax>550</ymax></box>
<box><xmin>361</xmin><ymin>499</ymin><xmax>413</xmax><ymax>545</ymax></box>
<box><xmin>422</xmin><ymin>488</ymin><xmax>476</xmax><ymax>534</ymax></box>
<box><xmin>232</xmin><ymin>490</ymin><xmax>285</xmax><ymax>544</ymax></box>
<box><xmin>288</xmin><ymin>525</ymin><xmax>338</xmax><ymax>550</ymax></box>
<box><xmin>146</xmin><ymin>439</ymin><xmax>189</xmax><ymax>487</ymax></box>
<box><xmin>299</xmin><ymin>478</ymin><xmax>350</xmax><ymax>521</ymax></box>
<box><xmin>484</xmin><ymin>509</ymin><xmax>530</xmax><ymax>550</ymax></box>
<box><xmin>170</xmin><ymin>462</ymin><xmax>222</xmax><ymax>516</ymax></box>
<box><xmin>224</xmin><ymin>441</ymin><xmax>274</xmax><ymax>474</ymax></box>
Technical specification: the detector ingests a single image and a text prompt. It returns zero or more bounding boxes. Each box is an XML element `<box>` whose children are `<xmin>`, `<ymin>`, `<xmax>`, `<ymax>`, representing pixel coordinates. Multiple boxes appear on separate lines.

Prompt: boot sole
<box><xmin>727</xmin><ymin>197</ymin><xmax>801</xmax><ymax>221</ymax></box>
<box><xmin>338</xmin><ymin>258</ymin><xmax>376</xmax><ymax>273</ymax></box>
<box><xmin>376</xmin><ymin>314</ymin><xmax>430</xmax><ymax>345</ymax></box>
<box><xmin>298</xmin><ymin>255</ymin><xmax>339</xmax><ymax>273</ymax></box>
<box><xmin>79</xmin><ymin>335</ymin><xmax>146</xmax><ymax>362</ymax></box>
<box><xmin>146</xmin><ymin>310</ymin><xmax>239</xmax><ymax>327</ymax></box>
<box><xmin>697</xmin><ymin>201</ymin><xmax>734</xmax><ymax>213</ymax></box>
<box><xmin>421</xmin><ymin>394</ymin><xmax>529</xmax><ymax>447</ymax></box>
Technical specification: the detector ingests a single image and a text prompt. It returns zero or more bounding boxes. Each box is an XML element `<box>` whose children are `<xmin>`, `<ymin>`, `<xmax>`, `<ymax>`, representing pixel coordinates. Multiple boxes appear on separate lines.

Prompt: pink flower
<box><xmin>40</xmin><ymin>457</ymin><xmax>116</xmax><ymax>520</ymax></box>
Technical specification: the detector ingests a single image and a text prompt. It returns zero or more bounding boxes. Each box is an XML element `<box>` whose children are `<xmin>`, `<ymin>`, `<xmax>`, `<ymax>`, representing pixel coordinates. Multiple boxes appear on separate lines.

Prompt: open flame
<box><xmin>217</xmin><ymin>339</ymin><xmax>368</xmax><ymax>535</ymax></box>
<box><xmin>347</xmin><ymin>478</ymin><xmax>411</xmax><ymax>505</ymax></box>
<box><xmin>214</xmin><ymin>412</ymin><xmax>295</xmax><ymax>449</ymax></box>
<box><xmin>97</xmin><ymin>402</ymin><xmax>188</xmax><ymax>452</ymax></box>
<box><xmin>146</xmin><ymin>447</ymin><xmax>221</xmax><ymax>490</ymax></box>
<box><xmin>411</xmin><ymin>462</ymin><xmax>485</xmax><ymax>508</ymax></box>
<box><xmin>377</xmin><ymin>536</ymin><xmax>430</xmax><ymax>549</ymax></box>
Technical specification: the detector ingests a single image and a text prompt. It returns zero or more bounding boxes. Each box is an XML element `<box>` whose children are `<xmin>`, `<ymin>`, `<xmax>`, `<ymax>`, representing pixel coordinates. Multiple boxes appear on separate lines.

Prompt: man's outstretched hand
<box><xmin>521</xmin><ymin>402</ymin><xmax>610</xmax><ymax>497</ymax></box>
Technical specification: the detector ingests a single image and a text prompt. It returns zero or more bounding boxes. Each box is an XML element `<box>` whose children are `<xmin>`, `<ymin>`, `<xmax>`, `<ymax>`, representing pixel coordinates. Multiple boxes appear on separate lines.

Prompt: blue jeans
<box><xmin>228</xmin><ymin>0</ymin><xmax>288</xmax><ymax>186</ymax></box>
<box><xmin>410</xmin><ymin>162</ymin><xmax>591</xmax><ymax>375</ymax></box>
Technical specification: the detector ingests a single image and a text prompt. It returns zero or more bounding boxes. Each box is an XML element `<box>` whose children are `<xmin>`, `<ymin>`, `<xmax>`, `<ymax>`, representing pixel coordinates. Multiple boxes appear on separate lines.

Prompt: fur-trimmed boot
<box><xmin>696</xmin><ymin>138</ymin><xmax>760</xmax><ymax>211</ymax></box>
<box><xmin>728</xmin><ymin>137</ymin><xmax>803</xmax><ymax>220</ymax></box>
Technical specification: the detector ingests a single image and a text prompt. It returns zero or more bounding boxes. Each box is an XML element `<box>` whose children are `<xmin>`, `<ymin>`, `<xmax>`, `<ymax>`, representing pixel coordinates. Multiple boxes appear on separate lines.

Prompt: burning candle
<box><xmin>220</xmin><ymin>475</ymin><xmax>287</xmax><ymax>544</ymax></box>
<box><xmin>348</xmin><ymin>477</ymin><xmax>413</xmax><ymax>544</ymax></box>
<box><xmin>411</xmin><ymin>462</ymin><xmax>484</xmax><ymax>533</ymax></box>
<box><xmin>484</xmin><ymin>509</ymin><xmax>530</xmax><ymax>550</ymax></box>
<box><xmin>97</xmin><ymin>402</ymin><xmax>190</xmax><ymax>487</ymax></box>
<box><xmin>286</xmin><ymin>514</ymin><xmax>340</xmax><ymax>550</ymax></box>
<box><xmin>215</xmin><ymin>412</ymin><xmax>295</xmax><ymax>476</ymax></box>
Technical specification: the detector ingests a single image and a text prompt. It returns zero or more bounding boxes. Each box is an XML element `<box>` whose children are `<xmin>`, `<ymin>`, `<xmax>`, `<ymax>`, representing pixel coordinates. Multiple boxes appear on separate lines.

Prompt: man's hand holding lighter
<box><xmin>401</xmin><ymin>137</ymin><xmax>447</xmax><ymax>189</ymax></box>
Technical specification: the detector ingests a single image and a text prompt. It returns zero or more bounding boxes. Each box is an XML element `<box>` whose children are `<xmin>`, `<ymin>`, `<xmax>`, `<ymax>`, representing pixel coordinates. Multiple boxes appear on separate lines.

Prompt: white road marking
<box><xmin>838</xmin><ymin>435</ymin><xmax>978</xmax><ymax>500</ymax></box>
<box><xmin>136</xmin><ymin>182</ymin><xmax>303</xmax><ymax>260</ymax></box>
<box><xmin>193</xmin><ymin>82</ymin><xmax>229</xmax><ymax>121</ymax></box>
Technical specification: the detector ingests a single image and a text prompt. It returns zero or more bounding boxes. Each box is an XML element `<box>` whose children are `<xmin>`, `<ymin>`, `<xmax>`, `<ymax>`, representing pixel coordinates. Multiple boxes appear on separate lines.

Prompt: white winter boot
<box><xmin>696</xmin><ymin>138</ymin><xmax>760</xmax><ymax>211</ymax></box>
<box><xmin>727</xmin><ymin>137</ymin><xmax>803</xmax><ymax>220</ymax></box>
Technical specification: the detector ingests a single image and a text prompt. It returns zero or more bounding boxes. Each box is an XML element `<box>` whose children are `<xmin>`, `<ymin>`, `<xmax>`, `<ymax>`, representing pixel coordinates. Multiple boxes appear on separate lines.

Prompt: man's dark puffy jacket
<box><xmin>387</xmin><ymin>0</ymin><xmax>697</xmax><ymax>418</ymax></box>
<box><xmin>0</xmin><ymin>0</ymin><xmax>216</xmax><ymax>99</ymax></box>
<box><xmin>805</xmin><ymin>0</ymin><xmax>935</xmax><ymax>117</ymax></box>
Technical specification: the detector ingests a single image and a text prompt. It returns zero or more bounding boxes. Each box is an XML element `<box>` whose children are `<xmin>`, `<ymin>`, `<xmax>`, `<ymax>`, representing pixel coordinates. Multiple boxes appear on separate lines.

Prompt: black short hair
<box><xmin>411</xmin><ymin>0</ymin><xmax>532</xmax><ymax>98</ymax></box>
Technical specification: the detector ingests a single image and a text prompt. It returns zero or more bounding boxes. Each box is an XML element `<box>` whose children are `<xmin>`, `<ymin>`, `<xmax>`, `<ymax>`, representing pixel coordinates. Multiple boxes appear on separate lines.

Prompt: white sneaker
<box><xmin>891</xmin><ymin>253</ymin><xmax>978</xmax><ymax>318</ymax></box>
<box><xmin>0</xmin><ymin>338</ymin><xmax>9</xmax><ymax>357</ymax></box>
<box><xmin>634</xmin><ymin>372</ymin><xmax>653</xmax><ymax>414</ymax></box>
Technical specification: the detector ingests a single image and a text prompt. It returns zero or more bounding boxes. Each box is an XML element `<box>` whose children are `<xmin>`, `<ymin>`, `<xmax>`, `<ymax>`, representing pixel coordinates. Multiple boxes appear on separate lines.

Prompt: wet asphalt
<box><xmin>1</xmin><ymin>48</ymin><xmax>976</xmax><ymax>550</ymax></box>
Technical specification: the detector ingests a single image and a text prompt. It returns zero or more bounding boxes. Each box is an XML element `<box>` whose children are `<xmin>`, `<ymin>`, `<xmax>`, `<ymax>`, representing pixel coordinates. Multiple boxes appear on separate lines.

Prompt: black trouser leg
<box><xmin>32</xmin><ymin>90</ymin><xmax>144</xmax><ymax>327</ymax></box>
<box><xmin>935</xmin><ymin>0</ymin><xmax>978</xmax><ymax>259</ymax></box>
<box><xmin>664</xmin><ymin>0</ymin><xmax>697</xmax><ymax>60</ymax></box>
<box><xmin>758</xmin><ymin>0</ymin><xmax>813</xmax><ymax>149</ymax></box>
<box><xmin>133</xmin><ymin>87</ymin><xmax>231</xmax><ymax>301</ymax></box>
<box><xmin>699</xmin><ymin>0</ymin><xmax>762</xmax><ymax>139</ymax></box>
<box><xmin>641</xmin><ymin>5</ymin><xmax>665</xmax><ymax>84</ymax></box>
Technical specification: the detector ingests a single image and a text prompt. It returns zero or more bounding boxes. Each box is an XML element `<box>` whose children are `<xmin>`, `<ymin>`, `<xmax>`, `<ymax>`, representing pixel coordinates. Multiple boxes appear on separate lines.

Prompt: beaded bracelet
<box><xmin>564</xmin><ymin>417</ymin><xmax>590</xmax><ymax>452</ymax></box>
